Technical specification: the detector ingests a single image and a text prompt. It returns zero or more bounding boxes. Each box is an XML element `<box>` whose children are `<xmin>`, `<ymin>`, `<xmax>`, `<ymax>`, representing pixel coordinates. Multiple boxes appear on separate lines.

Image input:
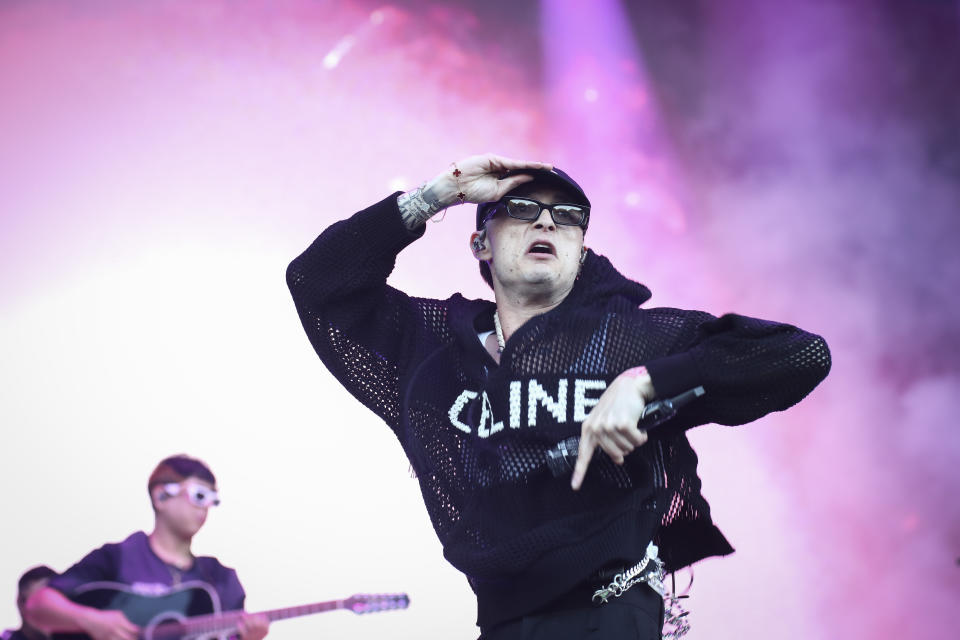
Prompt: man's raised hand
<box><xmin>398</xmin><ymin>153</ymin><xmax>551</xmax><ymax>230</ymax></box>
<box><xmin>447</xmin><ymin>153</ymin><xmax>552</xmax><ymax>205</ymax></box>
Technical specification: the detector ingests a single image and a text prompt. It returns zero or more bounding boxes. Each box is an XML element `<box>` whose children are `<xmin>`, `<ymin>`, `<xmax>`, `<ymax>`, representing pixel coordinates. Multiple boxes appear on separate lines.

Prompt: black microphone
<box><xmin>545</xmin><ymin>386</ymin><xmax>706</xmax><ymax>477</ymax></box>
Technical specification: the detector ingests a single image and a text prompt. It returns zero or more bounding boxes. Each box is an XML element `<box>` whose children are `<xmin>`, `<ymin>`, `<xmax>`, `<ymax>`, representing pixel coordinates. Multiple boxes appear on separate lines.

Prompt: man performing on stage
<box><xmin>286</xmin><ymin>154</ymin><xmax>831</xmax><ymax>639</ymax></box>
<box><xmin>25</xmin><ymin>455</ymin><xmax>269</xmax><ymax>640</ymax></box>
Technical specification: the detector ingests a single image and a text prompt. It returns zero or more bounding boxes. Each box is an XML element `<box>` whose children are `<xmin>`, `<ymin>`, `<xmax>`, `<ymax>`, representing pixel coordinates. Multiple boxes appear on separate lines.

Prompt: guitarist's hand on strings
<box><xmin>237</xmin><ymin>612</ymin><xmax>270</xmax><ymax>640</ymax></box>
<box><xmin>78</xmin><ymin>608</ymin><xmax>139</xmax><ymax>640</ymax></box>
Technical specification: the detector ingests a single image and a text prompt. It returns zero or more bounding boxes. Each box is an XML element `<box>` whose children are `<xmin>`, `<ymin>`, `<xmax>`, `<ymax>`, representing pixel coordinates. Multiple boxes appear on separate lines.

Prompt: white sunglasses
<box><xmin>161</xmin><ymin>481</ymin><xmax>220</xmax><ymax>507</ymax></box>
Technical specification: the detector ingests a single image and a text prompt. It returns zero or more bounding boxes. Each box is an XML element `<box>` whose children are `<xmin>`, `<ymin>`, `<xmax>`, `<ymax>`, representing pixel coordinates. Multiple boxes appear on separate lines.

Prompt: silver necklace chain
<box><xmin>493</xmin><ymin>310</ymin><xmax>506</xmax><ymax>353</ymax></box>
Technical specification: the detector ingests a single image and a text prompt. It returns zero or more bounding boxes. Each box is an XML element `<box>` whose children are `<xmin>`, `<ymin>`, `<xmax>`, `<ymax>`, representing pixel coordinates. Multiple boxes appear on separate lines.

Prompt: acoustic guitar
<box><xmin>51</xmin><ymin>580</ymin><xmax>409</xmax><ymax>640</ymax></box>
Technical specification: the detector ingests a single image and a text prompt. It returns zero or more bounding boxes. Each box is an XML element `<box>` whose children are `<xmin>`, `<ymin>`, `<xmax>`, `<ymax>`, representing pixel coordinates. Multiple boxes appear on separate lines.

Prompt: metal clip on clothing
<box><xmin>592</xmin><ymin>541</ymin><xmax>666</xmax><ymax>604</ymax></box>
<box><xmin>591</xmin><ymin>542</ymin><xmax>691</xmax><ymax>639</ymax></box>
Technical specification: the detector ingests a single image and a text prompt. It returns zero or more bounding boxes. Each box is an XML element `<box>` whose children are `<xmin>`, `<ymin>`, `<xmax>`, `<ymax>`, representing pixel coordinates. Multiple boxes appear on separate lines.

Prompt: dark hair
<box><xmin>18</xmin><ymin>565</ymin><xmax>56</xmax><ymax>593</ymax></box>
<box><xmin>479</xmin><ymin>260</ymin><xmax>494</xmax><ymax>288</ymax></box>
<box><xmin>148</xmin><ymin>454</ymin><xmax>217</xmax><ymax>495</ymax></box>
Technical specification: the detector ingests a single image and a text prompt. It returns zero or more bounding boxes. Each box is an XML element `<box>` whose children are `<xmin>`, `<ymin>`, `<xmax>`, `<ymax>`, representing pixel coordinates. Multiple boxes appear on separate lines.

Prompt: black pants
<box><xmin>478</xmin><ymin>584</ymin><xmax>664</xmax><ymax>640</ymax></box>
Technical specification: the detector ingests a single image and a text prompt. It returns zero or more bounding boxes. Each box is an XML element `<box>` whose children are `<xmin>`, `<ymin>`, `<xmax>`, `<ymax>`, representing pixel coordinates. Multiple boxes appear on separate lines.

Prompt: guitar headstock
<box><xmin>345</xmin><ymin>593</ymin><xmax>410</xmax><ymax>614</ymax></box>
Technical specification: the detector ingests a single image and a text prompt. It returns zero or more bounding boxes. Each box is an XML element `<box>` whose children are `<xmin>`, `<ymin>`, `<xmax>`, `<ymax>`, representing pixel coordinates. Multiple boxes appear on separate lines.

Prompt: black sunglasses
<box><xmin>482</xmin><ymin>197</ymin><xmax>590</xmax><ymax>229</ymax></box>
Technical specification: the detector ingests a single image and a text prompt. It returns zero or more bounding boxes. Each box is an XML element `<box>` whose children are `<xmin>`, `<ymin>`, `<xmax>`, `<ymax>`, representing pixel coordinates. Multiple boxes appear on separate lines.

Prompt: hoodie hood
<box><xmin>450</xmin><ymin>248</ymin><xmax>652</xmax><ymax>353</ymax></box>
<box><xmin>562</xmin><ymin>248</ymin><xmax>652</xmax><ymax>308</ymax></box>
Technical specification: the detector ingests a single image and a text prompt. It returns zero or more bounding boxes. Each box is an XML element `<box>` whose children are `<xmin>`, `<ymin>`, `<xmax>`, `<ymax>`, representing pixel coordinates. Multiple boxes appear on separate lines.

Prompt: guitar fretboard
<box><xmin>151</xmin><ymin>594</ymin><xmax>407</xmax><ymax>638</ymax></box>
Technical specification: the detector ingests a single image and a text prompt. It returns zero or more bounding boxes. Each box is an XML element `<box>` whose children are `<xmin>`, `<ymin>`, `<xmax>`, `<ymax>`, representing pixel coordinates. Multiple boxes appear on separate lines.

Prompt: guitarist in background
<box><xmin>25</xmin><ymin>455</ymin><xmax>269</xmax><ymax>640</ymax></box>
<box><xmin>3</xmin><ymin>565</ymin><xmax>57</xmax><ymax>640</ymax></box>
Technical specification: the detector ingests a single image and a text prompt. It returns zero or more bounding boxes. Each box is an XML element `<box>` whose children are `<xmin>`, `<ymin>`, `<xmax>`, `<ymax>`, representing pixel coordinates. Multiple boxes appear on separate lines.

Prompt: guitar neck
<box><xmin>180</xmin><ymin>600</ymin><xmax>345</xmax><ymax>636</ymax></box>
<box><xmin>262</xmin><ymin>599</ymin><xmax>345</xmax><ymax>622</ymax></box>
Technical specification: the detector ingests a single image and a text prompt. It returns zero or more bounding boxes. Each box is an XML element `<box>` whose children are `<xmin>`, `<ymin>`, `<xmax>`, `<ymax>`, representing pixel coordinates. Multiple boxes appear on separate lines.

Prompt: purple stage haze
<box><xmin>1</xmin><ymin>1</ymin><xmax>957</xmax><ymax>638</ymax></box>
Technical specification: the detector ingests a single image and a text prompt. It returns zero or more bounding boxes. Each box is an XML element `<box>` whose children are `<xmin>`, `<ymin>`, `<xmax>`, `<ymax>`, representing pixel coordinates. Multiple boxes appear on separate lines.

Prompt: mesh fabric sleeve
<box><xmin>286</xmin><ymin>193</ymin><xmax>432</xmax><ymax>431</ymax></box>
<box><xmin>641</xmin><ymin>308</ymin><xmax>831</xmax><ymax>433</ymax></box>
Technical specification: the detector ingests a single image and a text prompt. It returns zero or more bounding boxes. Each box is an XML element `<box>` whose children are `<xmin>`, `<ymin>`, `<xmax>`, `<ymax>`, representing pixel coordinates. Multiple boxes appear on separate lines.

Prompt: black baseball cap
<box><xmin>475</xmin><ymin>167</ymin><xmax>591</xmax><ymax>230</ymax></box>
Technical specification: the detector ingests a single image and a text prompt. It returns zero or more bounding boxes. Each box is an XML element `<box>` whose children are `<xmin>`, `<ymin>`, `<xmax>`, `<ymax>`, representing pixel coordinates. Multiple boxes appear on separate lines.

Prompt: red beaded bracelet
<box><xmin>452</xmin><ymin>162</ymin><xmax>466</xmax><ymax>203</ymax></box>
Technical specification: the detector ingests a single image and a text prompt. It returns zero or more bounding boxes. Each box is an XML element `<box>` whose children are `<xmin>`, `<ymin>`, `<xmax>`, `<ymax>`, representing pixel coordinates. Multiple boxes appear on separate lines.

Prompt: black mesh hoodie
<box><xmin>286</xmin><ymin>194</ymin><xmax>832</xmax><ymax>628</ymax></box>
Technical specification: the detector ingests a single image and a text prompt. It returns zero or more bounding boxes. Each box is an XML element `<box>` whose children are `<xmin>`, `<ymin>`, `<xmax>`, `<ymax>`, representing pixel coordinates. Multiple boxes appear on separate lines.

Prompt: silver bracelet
<box><xmin>397</xmin><ymin>183</ymin><xmax>443</xmax><ymax>229</ymax></box>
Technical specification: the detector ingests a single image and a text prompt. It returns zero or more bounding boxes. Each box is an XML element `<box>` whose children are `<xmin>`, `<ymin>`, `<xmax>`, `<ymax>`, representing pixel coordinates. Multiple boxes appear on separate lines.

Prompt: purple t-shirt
<box><xmin>48</xmin><ymin>531</ymin><xmax>246</xmax><ymax>612</ymax></box>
